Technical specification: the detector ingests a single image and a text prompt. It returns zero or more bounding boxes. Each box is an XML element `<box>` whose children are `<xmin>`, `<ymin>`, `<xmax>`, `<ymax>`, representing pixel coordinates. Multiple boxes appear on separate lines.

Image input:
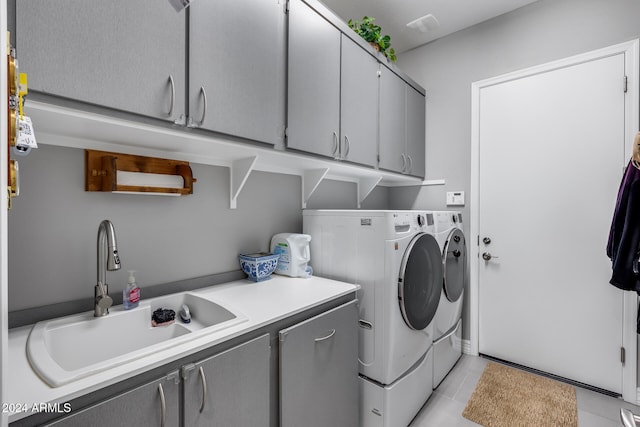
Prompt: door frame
<box><xmin>1</xmin><ymin>6</ymin><xmax>8</xmax><ymax>426</ymax></box>
<box><xmin>469</xmin><ymin>39</ymin><xmax>640</xmax><ymax>403</ymax></box>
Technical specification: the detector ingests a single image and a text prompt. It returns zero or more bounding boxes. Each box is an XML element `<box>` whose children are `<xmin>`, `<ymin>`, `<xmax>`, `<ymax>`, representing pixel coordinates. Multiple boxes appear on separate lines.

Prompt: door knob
<box><xmin>482</xmin><ymin>252</ymin><xmax>498</xmax><ymax>261</ymax></box>
<box><xmin>482</xmin><ymin>237</ymin><xmax>491</xmax><ymax>245</ymax></box>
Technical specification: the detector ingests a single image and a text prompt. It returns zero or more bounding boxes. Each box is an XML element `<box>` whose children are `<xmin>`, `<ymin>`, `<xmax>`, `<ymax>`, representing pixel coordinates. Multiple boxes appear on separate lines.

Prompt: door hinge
<box><xmin>284</xmin><ymin>0</ymin><xmax>290</xmax><ymax>14</ymax></box>
<box><xmin>621</xmin><ymin>346</ymin><xmax>626</xmax><ymax>364</ymax></box>
<box><xmin>377</xmin><ymin>70</ymin><xmax>381</xmax><ymax>78</ymax></box>
<box><xmin>624</xmin><ymin>76</ymin><xmax>628</xmax><ymax>93</ymax></box>
<box><xmin>181</xmin><ymin>363</ymin><xmax>196</xmax><ymax>380</ymax></box>
<box><xmin>166</xmin><ymin>370</ymin><xmax>181</xmax><ymax>385</ymax></box>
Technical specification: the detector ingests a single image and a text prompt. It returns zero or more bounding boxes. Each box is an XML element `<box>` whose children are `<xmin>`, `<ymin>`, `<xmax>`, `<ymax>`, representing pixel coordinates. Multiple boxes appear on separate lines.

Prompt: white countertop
<box><xmin>7</xmin><ymin>275</ymin><xmax>358</xmax><ymax>422</ymax></box>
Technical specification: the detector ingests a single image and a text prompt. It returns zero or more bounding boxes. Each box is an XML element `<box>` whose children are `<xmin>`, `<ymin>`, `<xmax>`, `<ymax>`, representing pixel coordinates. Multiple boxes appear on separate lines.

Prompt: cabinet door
<box><xmin>280</xmin><ymin>300</ymin><xmax>359</xmax><ymax>427</ymax></box>
<box><xmin>16</xmin><ymin>0</ymin><xmax>185</xmax><ymax>122</ymax></box>
<box><xmin>378</xmin><ymin>66</ymin><xmax>407</xmax><ymax>173</ymax></box>
<box><xmin>189</xmin><ymin>0</ymin><xmax>286</xmax><ymax>145</ymax></box>
<box><xmin>183</xmin><ymin>334</ymin><xmax>270</xmax><ymax>427</ymax></box>
<box><xmin>287</xmin><ymin>0</ymin><xmax>341</xmax><ymax>158</ymax></box>
<box><xmin>406</xmin><ymin>85</ymin><xmax>426</xmax><ymax>178</ymax></box>
<box><xmin>45</xmin><ymin>374</ymin><xmax>180</xmax><ymax>427</ymax></box>
<box><xmin>340</xmin><ymin>35</ymin><xmax>379</xmax><ymax>167</ymax></box>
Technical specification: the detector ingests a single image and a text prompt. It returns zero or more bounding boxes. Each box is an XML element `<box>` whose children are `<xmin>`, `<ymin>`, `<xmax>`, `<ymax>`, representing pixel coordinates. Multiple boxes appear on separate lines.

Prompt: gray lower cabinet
<box><xmin>188</xmin><ymin>0</ymin><xmax>286</xmax><ymax>145</ymax></box>
<box><xmin>279</xmin><ymin>300</ymin><xmax>359</xmax><ymax>427</ymax></box>
<box><xmin>379</xmin><ymin>65</ymin><xmax>426</xmax><ymax>178</ymax></box>
<box><xmin>45</xmin><ymin>373</ymin><xmax>180</xmax><ymax>427</ymax></box>
<box><xmin>12</xmin><ymin>296</ymin><xmax>358</xmax><ymax>427</ymax></box>
<box><xmin>15</xmin><ymin>0</ymin><xmax>186</xmax><ymax>122</ymax></box>
<box><xmin>181</xmin><ymin>334</ymin><xmax>270</xmax><ymax>427</ymax></box>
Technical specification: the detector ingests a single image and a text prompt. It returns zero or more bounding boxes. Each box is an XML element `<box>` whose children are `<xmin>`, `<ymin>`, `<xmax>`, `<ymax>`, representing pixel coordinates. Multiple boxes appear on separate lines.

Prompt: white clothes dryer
<box><xmin>431</xmin><ymin>211</ymin><xmax>466</xmax><ymax>388</ymax></box>
<box><xmin>303</xmin><ymin>210</ymin><xmax>442</xmax><ymax>427</ymax></box>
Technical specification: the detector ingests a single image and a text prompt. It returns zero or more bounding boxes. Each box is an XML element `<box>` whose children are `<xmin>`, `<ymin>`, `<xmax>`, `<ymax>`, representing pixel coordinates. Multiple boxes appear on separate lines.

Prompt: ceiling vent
<box><xmin>406</xmin><ymin>14</ymin><xmax>440</xmax><ymax>33</ymax></box>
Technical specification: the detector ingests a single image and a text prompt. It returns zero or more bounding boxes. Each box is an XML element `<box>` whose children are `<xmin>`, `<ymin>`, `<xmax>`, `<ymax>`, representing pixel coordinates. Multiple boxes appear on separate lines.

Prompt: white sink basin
<box><xmin>27</xmin><ymin>292</ymin><xmax>247</xmax><ymax>387</ymax></box>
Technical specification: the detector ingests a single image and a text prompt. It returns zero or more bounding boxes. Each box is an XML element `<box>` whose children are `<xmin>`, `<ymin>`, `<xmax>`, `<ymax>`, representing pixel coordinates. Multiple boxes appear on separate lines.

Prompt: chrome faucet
<box><xmin>95</xmin><ymin>220</ymin><xmax>121</xmax><ymax>317</ymax></box>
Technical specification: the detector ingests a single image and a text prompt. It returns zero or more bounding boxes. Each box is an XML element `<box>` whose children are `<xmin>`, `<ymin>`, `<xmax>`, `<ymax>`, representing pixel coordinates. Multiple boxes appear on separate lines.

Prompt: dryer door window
<box><xmin>443</xmin><ymin>228</ymin><xmax>466</xmax><ymax>302</ymax></box>
<box><xmin>398</xmin><ymin>233</ymin><xmax>443</xmax><ymax>330</ymax></box>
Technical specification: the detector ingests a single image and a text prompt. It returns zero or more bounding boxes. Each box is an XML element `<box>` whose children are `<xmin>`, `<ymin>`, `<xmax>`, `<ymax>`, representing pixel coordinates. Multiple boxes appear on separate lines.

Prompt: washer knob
<box><xmin>417</xmin><ymin>214</ymin><xmax>425</xmax><ymax>227</ymax></box>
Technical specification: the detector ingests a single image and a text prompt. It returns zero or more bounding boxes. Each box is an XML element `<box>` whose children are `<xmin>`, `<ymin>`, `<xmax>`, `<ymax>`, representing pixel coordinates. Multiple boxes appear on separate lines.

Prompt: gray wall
<box><xmin>394</xmin><ymin>0</ymin><xmax>640</xmax><ymax>216</ymax></box>
<box><xmin>392</xmin><ymin>0</ymin><xmax>640</xmax><ymax>340</ymax></box>
<box><xmin>8</xmin><ymin>144</ymin><xmax>387</xmax><ymax>312</ymax></box>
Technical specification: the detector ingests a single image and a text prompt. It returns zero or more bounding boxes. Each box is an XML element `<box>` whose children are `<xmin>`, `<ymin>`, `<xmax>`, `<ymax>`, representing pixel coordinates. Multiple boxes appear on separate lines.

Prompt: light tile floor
<box><xmin>409</xmin><ymin>355</ymin><xmax>640</xmax><ymax>427</ymax></box>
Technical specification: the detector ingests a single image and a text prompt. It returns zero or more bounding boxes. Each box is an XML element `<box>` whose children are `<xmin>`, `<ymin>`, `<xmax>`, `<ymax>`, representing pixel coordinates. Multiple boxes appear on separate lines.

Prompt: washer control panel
<box><xmin>393</xmin><ymin>212</ymin><xmax>434</xmax><ymax>233</ymax></box>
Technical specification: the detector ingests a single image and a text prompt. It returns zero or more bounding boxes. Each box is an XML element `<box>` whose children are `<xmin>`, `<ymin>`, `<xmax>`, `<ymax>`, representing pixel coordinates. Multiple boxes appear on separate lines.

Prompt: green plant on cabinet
<box><xmin>347</xmin><ymin>16</ymin><xmax>397</xmax><ymax>62</ymax></box>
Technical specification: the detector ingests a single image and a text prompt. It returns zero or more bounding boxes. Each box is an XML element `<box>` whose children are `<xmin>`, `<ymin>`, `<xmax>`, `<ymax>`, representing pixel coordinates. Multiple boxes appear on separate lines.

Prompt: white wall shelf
<box><xmin>24</xmin><ymin>101</ymin><xmax>423</xmax><ymax>209</ymax></box>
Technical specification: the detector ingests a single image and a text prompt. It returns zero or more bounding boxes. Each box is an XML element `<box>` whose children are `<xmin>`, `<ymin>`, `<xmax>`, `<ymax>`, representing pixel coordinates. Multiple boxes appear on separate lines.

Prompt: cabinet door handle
<box><xmin>314</xmin><ymin>329</ymin><xmax>336</xmax><ymax>342</ymax></box>
<box><xmin>332</xmin><ymin>132</ymin><xmax>339</xmax><ymax>157</ymax></box>
<box><xmin>406</xmin><ymin>155</ymin><xmax>413</xmax><ymax>174</ymax></box>
<box><xmin>157</xmin><ymin>383</ymin><xmax>166</xmax><ymax>427</ymax></box>
<box><xmin>197</xmin><ymin>86</ymin><xmax>208</xmax><ymax>127</ymax></box>
<box><xmin>198</xmin><ymin>366</ymin><xmax>208</xmax><ymax>413</ymax></box>
<box><xmin>401</xmin><ymin>154</ymin><xmax>407</xmax><ymax>173</ymax></box>
<box><xmin>343</xmin><ymin>135</ymin><xmax>351</xmax><ymax>158</ymax></box>
<box><xmin>167</xmin><ymin>75</ymin><xmax>175</xmax><ymax>118</ymax></box>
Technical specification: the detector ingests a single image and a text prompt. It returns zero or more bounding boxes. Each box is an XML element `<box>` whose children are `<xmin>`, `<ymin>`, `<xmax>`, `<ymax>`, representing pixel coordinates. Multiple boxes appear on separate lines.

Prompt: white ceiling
<box><xmin>318</xmin><ymin>0</ymin><xmax>540</xmax><ymax>53</ymax></box>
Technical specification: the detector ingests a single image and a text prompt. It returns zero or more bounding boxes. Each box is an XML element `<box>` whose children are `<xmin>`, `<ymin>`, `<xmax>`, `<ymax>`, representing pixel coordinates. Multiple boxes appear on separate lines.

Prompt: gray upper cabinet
<box><xmin>379</xmin><ymin>65</ymin><xmax>426</xmax><ymax>178</ymax></box>
<box><xmin>45</xmin><ymin>374</ymin><xmax>180</xmax><ymax>427</ymax></box>
<box><xmin>288</xmin><ymin>0</ymin><xmax>378</xmax><ymax>167</ymax></box>
<box><xmin>287</xmin><ymin>0</ymin><xmax>341</xmax><ymax>158</ymax></box>
<box><xmin>182</xmin><ymin>334</ymin><xmax>270</xmax><ymax>427</ymax></box>
<box><xmin>188</xmin><ymin>0</ymin><xmax>286</xmax><ymax>145</ymax></box>
<box><xmin>406</xmin><ymin>85</ymin><xmax>426</xmax><ymax>178</ymax></box>
<box><xmin>279</xmin><ymin>300</ymin><xmax>359</xmax><ymax>427</ymax></box>
<box><xmin>379</xmin><ymin>66</ymin><xmax>407</xmax><ymax>174</ymax></box>
<box><xmin>16</xmin><ymin>0</ymin><xmax>186</xmax><ymax>122</ymax></box>
<box><xmin>340</xmin><ymin>35</ymin><xmax>379</xmax><ymax>167</ymax></box>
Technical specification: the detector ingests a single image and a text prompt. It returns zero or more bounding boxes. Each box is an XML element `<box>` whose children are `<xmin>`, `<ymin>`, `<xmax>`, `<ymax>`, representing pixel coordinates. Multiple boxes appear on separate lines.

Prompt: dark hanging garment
<box><xmin>607</xmin><ymin>159</ymin><xmax>640</xmax><ymax>292</ymax></box>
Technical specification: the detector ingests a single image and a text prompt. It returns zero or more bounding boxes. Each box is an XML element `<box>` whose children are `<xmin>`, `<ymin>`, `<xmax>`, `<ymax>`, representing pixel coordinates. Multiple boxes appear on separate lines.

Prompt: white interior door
<box><xmin>477</xmin><ymin>51</ymin><xmax>627</xmax><ymax>393</ymax></box>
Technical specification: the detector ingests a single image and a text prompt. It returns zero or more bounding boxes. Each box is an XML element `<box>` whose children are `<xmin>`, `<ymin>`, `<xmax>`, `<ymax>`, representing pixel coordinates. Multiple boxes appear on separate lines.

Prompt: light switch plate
<box><xmin>446</xmin><ymin>191</ymin><xmax>465</xmax><ymax>206</ymax></box>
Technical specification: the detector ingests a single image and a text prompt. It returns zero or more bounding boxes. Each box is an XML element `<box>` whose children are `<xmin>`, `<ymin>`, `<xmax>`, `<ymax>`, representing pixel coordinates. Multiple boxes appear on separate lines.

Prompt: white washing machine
<box><xmin>303</xmin><ymin>210</ymin><xmax>442</xmax><ymax>427</ymax></box>
<box><xmin>431</xmin><ymin>211</ymin><xmax>466</xmax><ymax>388</ymax></box>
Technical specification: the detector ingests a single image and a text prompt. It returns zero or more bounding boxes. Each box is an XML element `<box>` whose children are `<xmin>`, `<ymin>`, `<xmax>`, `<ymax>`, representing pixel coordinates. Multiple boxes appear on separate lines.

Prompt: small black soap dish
<box><xmin>152</xmin><ymin>308</ymin><xmax>175</xmax><ymax>327</ymax></box>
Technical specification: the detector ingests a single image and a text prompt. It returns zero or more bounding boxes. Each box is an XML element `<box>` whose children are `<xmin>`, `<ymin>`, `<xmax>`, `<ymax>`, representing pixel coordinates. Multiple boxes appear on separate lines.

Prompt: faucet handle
<box><xmin>97</xmin><ymin>293</ymin><xmax>113</xmax><ymax>309</ymax></box>
<box><xmin>94</xmin><ymin>283</ymin><xmax>113</xmax><ymax>316</ymax></box>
